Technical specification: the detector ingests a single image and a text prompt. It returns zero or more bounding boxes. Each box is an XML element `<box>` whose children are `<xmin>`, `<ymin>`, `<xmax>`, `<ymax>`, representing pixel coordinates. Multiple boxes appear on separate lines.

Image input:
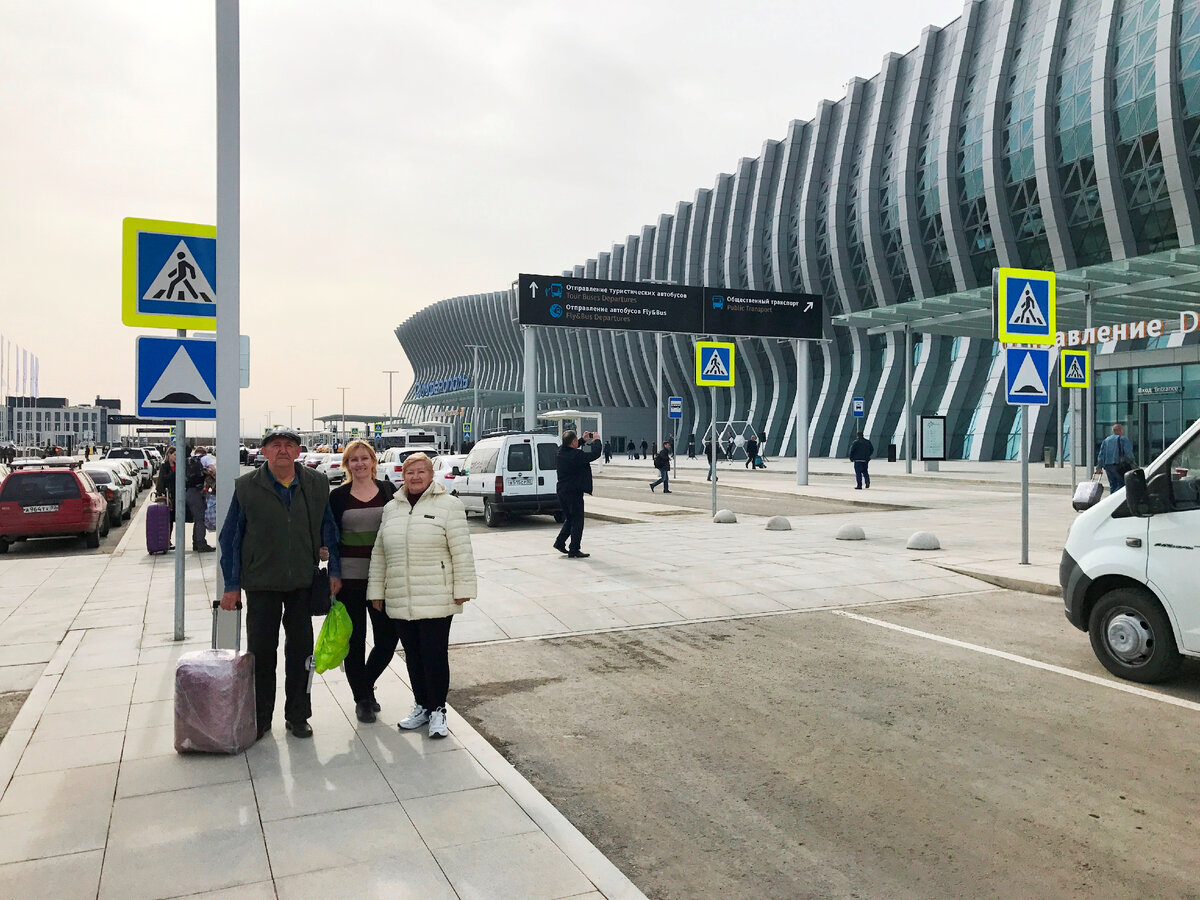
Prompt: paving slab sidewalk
<box><xmin>0</xmin><ymin>501</ymin><xmax>646</xmax><ymax>900</ymax></box>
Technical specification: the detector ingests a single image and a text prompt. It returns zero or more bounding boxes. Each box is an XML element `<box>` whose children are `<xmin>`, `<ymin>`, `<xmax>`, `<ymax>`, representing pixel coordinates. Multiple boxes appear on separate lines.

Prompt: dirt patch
<box><xmin>0</xmin><ymin>692</ymin><xmax>29</xmax><ymax>744</ymax></box>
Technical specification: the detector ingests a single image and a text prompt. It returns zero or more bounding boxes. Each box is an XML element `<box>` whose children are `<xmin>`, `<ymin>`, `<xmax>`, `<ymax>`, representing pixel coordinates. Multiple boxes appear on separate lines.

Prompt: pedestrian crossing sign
<box><xmin>1005</xmin><ymin>346</ymin><xmax>1051</xmax><ymax>406</ymax></box>
<box><xmin>136</xmin><ymin>336</ymin><xmax>217</xmax><ymax>419</ymax></box>
<box><xmin>122</xmin><ymin>217</ymin><xmax>217</xmax><ymax>330</ymax></box>
<box><xmin>996</xmin><ymin>267</ymin><xmax>1055</xmax><ymax>344</ymax></box>
<box><xmin>695</xmin><ymin>341</ymin><xmax>735</xmax><ymax>387</ymax></box>
<box><xmin>1060</xmin><ymin>348</ymin><xmax>1090</xmax><ymax>388</ymax></box>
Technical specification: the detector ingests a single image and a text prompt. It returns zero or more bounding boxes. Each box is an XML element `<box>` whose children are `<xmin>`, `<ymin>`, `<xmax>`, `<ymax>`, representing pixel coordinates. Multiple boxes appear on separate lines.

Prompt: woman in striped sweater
<box><xmin>328</xmin><ymin>440</ymin><xmax>398</xmax><ymax>723</ymax></box>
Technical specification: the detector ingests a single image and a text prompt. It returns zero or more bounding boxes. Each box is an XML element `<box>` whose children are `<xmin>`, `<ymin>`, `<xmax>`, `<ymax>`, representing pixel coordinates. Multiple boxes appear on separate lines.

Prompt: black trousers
<box><xmin>185</xmin><ymin>487</ymin><xmax>208</xmax><ymax>549</ymax></box>
<box><xmin>339</xmin><ymin>581</ymin><xmax>399</xmax><ymax>703</ymax></box>
<box><xmin>555</xmin><ymin>492</ymin><xmax>586</xmax><ymax>551</ymax></box>
<box><xmin>394</xmin><ymin>616</ymin><xmax>453</xmax><ymax>711</ymax></box>
<box><xmin>245</xmin><ymin>589</ymin><xmax>313</xmax><ymax>729</ymax></box>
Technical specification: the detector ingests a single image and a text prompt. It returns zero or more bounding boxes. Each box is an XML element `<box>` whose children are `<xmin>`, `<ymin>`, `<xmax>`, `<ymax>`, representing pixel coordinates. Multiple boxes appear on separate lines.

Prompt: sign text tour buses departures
<box><xmin>1056</xmin><ymin>311</ymin><xmax>1200</xmax><ymax>346</ymax></box>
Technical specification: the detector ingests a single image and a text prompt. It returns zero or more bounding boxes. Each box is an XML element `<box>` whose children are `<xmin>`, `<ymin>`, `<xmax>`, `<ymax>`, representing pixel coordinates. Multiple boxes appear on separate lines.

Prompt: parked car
<box><xmin>304</xmin><ymin>452</ymin><xmax>327</xmax><ymax>470</ymax></box>
<box><xmin>0</xmin><ymin>460</ymin><xmax>109</xmax><ymax>552</ymax></box>
<box><xmin>432</xmin><ymin>453</ymin><xmax>468</xmax><ymax>494</ymax></box>
<box><xmin>82</xmin><ymin>463</ymin><xmax>136</xmax><ymax>527</ymax></box>
<box><xmin>316</xmin><ymin>454</ymin><xmax>345</xmax><ymax>484</ymax></box>
<box><xmin>455</xmin><ymin>434</ymin><xmax>561</xmax><ymax>527</ymax></box>
<box><xmin>378</xmin><ymin>447</ymin><xmax>441</xmax><ymax>487</ymax></box>
<box><xmin>104</xmin><ymin>447</ymin><xmax>155</xmax><ymax>488</ymax></box>
<box><xmin>101</xmin><ymin>458</ymin><xmax>144</xmax><ymax>497</ymax></box>
<box><xmin>252</xmin><ymin>450</ymin><xmax>267</xmax><ymax>467</ymax></box>
<box><xmin>80</xmin><ymin>465</ymin><xmax>132</xmax><ymax>528</ymax></box>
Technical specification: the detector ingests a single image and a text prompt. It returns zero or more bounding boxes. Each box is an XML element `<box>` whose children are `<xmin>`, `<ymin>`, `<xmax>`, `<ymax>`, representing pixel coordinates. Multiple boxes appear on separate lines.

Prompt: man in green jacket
<box><xmin>219</xmin><ymin>427</ymin><xmax>341</xmax><ymax>740</ymax></box>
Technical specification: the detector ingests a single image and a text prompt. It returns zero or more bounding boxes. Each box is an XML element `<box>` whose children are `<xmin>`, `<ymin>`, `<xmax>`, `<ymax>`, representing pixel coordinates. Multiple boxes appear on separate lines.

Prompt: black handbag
<box><xmin>308</xmin><ymin>566</ymin><xmax>332</xmax><ymax>617</ymax></box>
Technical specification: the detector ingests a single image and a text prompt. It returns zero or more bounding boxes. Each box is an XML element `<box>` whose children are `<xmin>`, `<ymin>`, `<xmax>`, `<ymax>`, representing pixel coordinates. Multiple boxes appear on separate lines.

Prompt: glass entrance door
<box><xmin>1138</xmin><ymin>399</ymin><xmax>1184</xmax><ymax>464</ymax></box>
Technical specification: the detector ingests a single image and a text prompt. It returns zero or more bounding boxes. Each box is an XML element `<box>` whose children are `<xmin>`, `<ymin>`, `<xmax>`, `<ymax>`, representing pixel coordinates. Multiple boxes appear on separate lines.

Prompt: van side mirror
<box><xmin>1124</xmin><ymin>468</ymin><xmax>1172</xmax><ymax>516</ymax></box>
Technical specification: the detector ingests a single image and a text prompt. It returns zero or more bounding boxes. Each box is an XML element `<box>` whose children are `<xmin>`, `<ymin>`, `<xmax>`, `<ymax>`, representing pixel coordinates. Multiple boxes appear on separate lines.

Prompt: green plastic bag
<box><xmin>313</xmin><ymin>599</ymin><xmax>352</xmax><ymax>674</ymax></box>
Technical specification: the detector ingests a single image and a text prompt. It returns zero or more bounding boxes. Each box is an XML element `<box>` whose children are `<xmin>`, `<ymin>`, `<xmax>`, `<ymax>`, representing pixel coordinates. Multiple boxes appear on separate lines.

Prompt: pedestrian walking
<box><xmin>328</xmin><ymin>440</ymin><xmax>398</xmax><ymax>724</ymax></box>
<box><xmin>649</xmin><ymin>440</ymin><xmax>673</xmax><ymax>493</ymax></box>
<box><xmin>626</xmin><ymin>441</ymin><xmax>636</xmax><ymax>460</ymax></box>
<box><xmin>185</xmin><ymin>448</ymin><xmax>214</xmax><ymax>552</ymax></box>
<box><xmin>705</xmin><ymin>439</ymin><xmax>718</xmax><ymax>482</ymax></box>
<box><xmin>603</xmin><ymin>440</ymin><xmax>612</xmax><ymax>464</ymax></box>
<box><xmin>367</xmin><ymin>452</ymin><xmax>476</xmax><ymax>740</ymax></box>
<box><xmin>745</xmin><ymin>435</ymin><xmax>759</xmax><ymax>469</ymax></box>
<box><xmin>218</xmin><ymin>426</ymin><xmax>341</xmax><ymax>741</ymax></box>
<box><xmin>1096</xmin><ymin>423</ymin><xmax>1135</xmax><ymax>494</ymax></box>
<box><xmin>640</xmin><ymin>439</ymin><xmax>649</xmax><ymax>460</ymax></box>
<box><xmin>554</xmin><ymin>430</ymin><xmax>603</xmax><ymax>558</ymax></box>
<box><xmin>848</xmin><ymin>431</ymin><xmax>874</xmax><ymax>489</ymax></box>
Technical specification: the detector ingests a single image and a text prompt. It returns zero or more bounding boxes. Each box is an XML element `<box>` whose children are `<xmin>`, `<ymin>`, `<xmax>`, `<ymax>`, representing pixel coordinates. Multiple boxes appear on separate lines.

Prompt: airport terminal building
<box><xmin>396</xmin><ymin>0</ymin><xmax>1200</xmax><ymax>462</ymax></box>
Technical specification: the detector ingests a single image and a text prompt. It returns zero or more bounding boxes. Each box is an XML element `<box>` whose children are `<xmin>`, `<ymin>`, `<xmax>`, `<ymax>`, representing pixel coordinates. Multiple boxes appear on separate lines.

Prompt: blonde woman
<box><xmin>328</xmin><ymin>439</ymin><xmax>398</xmax><ymax>723</ymax></box>
<box><xmin>367</xmin><ymin>452</ymin><xmax>476</xmax><ymax>738</ymax></box>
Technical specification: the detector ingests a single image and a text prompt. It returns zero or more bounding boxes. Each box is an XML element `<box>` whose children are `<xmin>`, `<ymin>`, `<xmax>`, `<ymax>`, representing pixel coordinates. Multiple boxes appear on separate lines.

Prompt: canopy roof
<box><xmin>833</xmin><ymin>247</ymin><xmax>1200</xmax><ymax>338</ymax></box>
<box><xmin>405</xmin><ymin>389</ymin><xmax>587</xmax><ymax>408</ymax></box>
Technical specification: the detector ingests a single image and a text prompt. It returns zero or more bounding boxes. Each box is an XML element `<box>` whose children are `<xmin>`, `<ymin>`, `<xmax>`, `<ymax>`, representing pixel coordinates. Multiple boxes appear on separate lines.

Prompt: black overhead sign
<box><xmin>517</xmin><ymin>273</ymin><xmax>823</xmax><ymax>340</ymax></box>
<box><xmin>704</xmin><ymin>287</ymin><xmax>824</xmax><ymax>341</ymax></box>
<box><xmin>517</xmin><ymin>274</ymin><xmax>703</xmax><ymax>334</ymax></box>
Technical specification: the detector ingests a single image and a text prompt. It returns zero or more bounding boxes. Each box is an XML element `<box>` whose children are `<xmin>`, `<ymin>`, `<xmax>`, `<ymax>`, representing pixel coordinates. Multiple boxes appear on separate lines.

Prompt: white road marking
<box><xmin>833</xmin><ymin>609</ymin><xmax>1200</xmax><ymax>713</ymax></box>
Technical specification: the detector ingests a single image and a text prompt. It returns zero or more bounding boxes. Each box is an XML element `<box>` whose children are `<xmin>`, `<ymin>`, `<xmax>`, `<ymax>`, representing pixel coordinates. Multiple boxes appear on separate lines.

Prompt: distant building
<box><xmin>2</xmin><ymin>396</ymin><xmax>113</xmax><ymax>448</ymax></box>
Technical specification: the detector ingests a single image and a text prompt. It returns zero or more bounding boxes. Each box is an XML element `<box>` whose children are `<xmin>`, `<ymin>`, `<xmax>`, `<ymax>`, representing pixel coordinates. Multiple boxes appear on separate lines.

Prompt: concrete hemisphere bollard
<box><xmin>906</xmin><ymin>531</ymin><xmax>941</xmax><ymax>550</ymax></box>
<box><xmin>765</xmin><ymin>516</ymin><xmax>792</xmax><ymax>531</ymax></box>
<box><xmin>713</xmin><ymin>509</ymin><xmax>738</xmax><ymax>524</ymax></box>
<box><xmin>835</xmin><ymin>523</ymin><xmax>866</xmax><ymax>541</ymax></box>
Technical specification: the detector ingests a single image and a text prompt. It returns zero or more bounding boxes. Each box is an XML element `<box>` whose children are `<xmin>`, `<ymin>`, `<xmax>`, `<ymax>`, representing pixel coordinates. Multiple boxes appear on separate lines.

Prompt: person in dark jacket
<box><xmin>554</xmin><ymin>430</ymin><xmax>602</xmax><ymax>558</ymax></box>
<box><xmin>649</xmin><ymin>440</ymin><xmax>673</xmax><ymax>493</ymax></box>
<box><xmin>848</xmin><ymin>431</ymin><xmax>874</xmax><ymax>489</ymax></box>
<box><xmin>154</xmin><ymin>445</ymin><xmax>179</xmax><ymax>549</ymax></box>
<box><xmin>640</xmin><ymin>439</ymin><xmax>648</xmax><ymax>459</ymax></box>
<box><xmin>219</xmin><ymin>426</ymin><xmax>341</xmax><ymax>741</ymax></box>
<box><xmin>602</xmin><ymin>440</ymin><xmax>612</xmax><ymax>464</ymax></box>
<box><xmin>745</xmin><ymin>436</ymin><xmax>759</xmax><ymax>469</ymax></box>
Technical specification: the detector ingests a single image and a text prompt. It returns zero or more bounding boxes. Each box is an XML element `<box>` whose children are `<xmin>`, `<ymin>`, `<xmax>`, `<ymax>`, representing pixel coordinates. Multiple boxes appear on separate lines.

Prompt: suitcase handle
<box><xmin>211</xmin><ymin>600</ymin><xmax>243</xmax><ymax>652</ymax></box>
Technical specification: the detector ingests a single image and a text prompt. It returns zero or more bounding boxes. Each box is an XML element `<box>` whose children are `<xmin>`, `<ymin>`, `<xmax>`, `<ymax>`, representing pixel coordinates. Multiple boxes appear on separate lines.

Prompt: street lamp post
<box><xmin>382</xmin><ymin>370</ymin><xmax>399</xmax><ymax>428</ymax></box>
<box><xmin>337</xmin><ymin>387</ymin><xmax>349</xmax><ymax>448</ymax></box>
<box><xmin>308</xmin><ymin>398</ymin><xmax>316</xmax><ymax>434</ymax></box>
<box><xmin>287</xmin><ymin>404</ymin><xmax>295</xmax><ymax>428</ymax></box>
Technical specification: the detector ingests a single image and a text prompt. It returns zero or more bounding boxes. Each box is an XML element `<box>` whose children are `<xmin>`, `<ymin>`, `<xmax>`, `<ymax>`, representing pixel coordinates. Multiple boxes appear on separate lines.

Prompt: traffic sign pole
<box><xmin>655</xmin><ymin>333</ymin><xmax>663</xmax><ymax>450</ymax></box>
<box><xmin>710</xmin><ymin>384</ymin><xmax>717</xmax><ymax>516</ymax></box>
<box><xmin>174</xmin><ymin>382</ymin><xmax>186</xmax><ymax>641</ymax></box>
<box><xmin>795</xmin><ymin>339</ymin><xmax>809</xmax><ymax>486</ymax></box>
<box><xmin>1020</xmin><ymin>404</ymin><xmax>1029</xmax><ymax>566</ymax></box>
<box><xmin>214</xmin><ymin>0</ymin><xmax>241</xmax><ymax>650</ymax></box>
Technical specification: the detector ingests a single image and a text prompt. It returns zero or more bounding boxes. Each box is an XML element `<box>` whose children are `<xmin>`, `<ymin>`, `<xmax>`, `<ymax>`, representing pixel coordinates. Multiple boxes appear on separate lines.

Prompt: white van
<box><xmin>455</xmin><ymin>433</ymin><xmax>562</xmax><ymax>527</ymax></box>
<box><xmin>1061</xmin><ymin>417</ymin><xmax>1200</xmax><ymax>682</ymax></box>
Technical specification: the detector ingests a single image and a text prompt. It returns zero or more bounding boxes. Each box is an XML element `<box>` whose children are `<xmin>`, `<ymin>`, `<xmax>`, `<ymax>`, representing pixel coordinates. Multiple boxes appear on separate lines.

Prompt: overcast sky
<box><xmin>0</xmin><ymin>0</ymin><xmax>964</xmax><ymax>437</ymax></box>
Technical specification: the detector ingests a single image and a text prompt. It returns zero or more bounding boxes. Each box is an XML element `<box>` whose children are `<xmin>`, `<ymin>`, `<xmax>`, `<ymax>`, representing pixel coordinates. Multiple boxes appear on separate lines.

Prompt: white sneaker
<box><xmin>428</xmin><ymin>708</ymin><xmax>448</xmax><ymax>739</ymax></box>
<box><xmin>398</xmin><ymin>704</ymin><xmax>429</xmax><ymax>730</ymax></box>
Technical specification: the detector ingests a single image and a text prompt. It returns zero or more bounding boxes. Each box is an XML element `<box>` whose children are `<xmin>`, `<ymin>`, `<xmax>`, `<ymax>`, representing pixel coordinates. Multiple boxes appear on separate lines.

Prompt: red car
<box><xmin>0</xmin><ymin>460</ymin><xmax>109</xmax><ymax>553</ymax></box>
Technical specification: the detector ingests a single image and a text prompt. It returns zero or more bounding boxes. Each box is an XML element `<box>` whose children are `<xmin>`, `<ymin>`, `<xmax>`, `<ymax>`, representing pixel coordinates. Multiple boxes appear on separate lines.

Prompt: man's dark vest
<box><xmin>234</xmin><ymin>464</ymin><xmax>328</xmax><ymax>592</ymax></box>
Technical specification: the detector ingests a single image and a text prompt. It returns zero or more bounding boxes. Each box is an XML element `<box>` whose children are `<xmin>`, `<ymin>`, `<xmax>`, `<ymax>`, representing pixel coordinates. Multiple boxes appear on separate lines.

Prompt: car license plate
<box><xmin>23</xmin><ymin>504</ymin><xmax>58</xmax><ymax>514</ymax></box>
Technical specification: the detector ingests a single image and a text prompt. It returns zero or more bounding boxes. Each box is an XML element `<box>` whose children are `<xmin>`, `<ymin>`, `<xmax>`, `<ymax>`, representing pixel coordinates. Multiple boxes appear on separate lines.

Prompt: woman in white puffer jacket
<box><xmin>367</xmin><ymin>453</ymin><xmax>476</xmax><ymax>738</ymax></box>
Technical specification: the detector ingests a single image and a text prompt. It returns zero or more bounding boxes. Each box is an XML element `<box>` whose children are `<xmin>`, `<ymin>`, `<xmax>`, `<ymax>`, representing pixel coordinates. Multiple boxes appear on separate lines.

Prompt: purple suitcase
<box><xmin>146</xmin><ymin>501</ymin><xmax>172</xmax><ymax>554</ymax></box>
<box><xmin>174</xmin><ymin>603</ymin><xmax>256</xmax><ymax>754</ymax></box>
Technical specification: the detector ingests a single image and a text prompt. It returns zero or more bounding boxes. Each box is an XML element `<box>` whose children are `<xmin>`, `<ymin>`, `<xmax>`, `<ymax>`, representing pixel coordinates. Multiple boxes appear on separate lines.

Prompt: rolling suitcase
<box><xmin>174</xmin><ymin>602</ymin><xmax>256</xmax><ymax>754</ymax></box>
<box><xmin>1072</xmin><ymin>475</ymin><xmax>1105</xmax><ymax>511</ymax></box>
<box><xmin>146</xmin><ymin>501</ymin><xmax>172</xmax><ymax>554</ymax></box>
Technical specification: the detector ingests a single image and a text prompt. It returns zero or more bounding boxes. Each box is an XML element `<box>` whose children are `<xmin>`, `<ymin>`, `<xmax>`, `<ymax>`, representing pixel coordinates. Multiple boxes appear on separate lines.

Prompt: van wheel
<box><xmin>483</xmin><ymin>500</ymin><xmax>501</xmax><ymax>528</ymax></box>
<box><xmin>84</xmin><ymin>525</ymin><xmax>102</xmax><ymax>549</ymax></box>
<box><xmin>1088</xmin><ymin>587</ymin><xmax>1181</xmax><ymax>683</ymax></box>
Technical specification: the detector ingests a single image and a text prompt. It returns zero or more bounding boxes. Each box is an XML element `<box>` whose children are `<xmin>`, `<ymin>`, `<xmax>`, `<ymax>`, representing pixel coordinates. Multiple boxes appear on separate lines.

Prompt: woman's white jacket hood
<box><xmin>366</xmin><ymin>481</ymin><xmax>477</xmax><ymax>620</ymax></box>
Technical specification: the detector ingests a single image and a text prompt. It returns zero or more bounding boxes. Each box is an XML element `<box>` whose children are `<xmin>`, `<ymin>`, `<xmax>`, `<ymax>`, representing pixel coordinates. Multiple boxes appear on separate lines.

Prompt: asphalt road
<box><xmin>449</xmin><ymin>589</ymin><xmax>1200</xmax><ymax>900</ymax></box>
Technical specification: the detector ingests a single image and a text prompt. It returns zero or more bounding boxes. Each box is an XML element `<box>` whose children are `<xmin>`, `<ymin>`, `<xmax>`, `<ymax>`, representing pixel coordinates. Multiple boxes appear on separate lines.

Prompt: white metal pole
<box><xmin>1020</xmin><ymin>403</ymin><xmax>1029</xmax><ymax>565</ymax></box>
<box><xmin>1057</xmin><ymin>382</ymin><xmax>1064</xmax><ymax>467</ymax></box>
<box><xmin>214</xmin><ymin>0</ymin><xmax>241</xmax><ymax>648</ymax></box>
<box><xmin>655</xmin><ymin>332</ymin><xmax>663</xmax><ymax>450</ymax></box>
<box><xmin>1085</xmin><ymin>292</ymin><xmax>1095</xmax><ymax>474</ymax></box>
<box><xmin>795</xmin><ymin>339</ymin><xmax>810</xmax><ymax>486</ymax></box>
<box><xmin>904</xmin><ymin>325</ymin><xmax>913</xmax><ymax>474</ymax></box>
<box><xmin>523</xmin><ymin>326</ymin><xmax>537</xmax><ymax>431</ymax></box>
